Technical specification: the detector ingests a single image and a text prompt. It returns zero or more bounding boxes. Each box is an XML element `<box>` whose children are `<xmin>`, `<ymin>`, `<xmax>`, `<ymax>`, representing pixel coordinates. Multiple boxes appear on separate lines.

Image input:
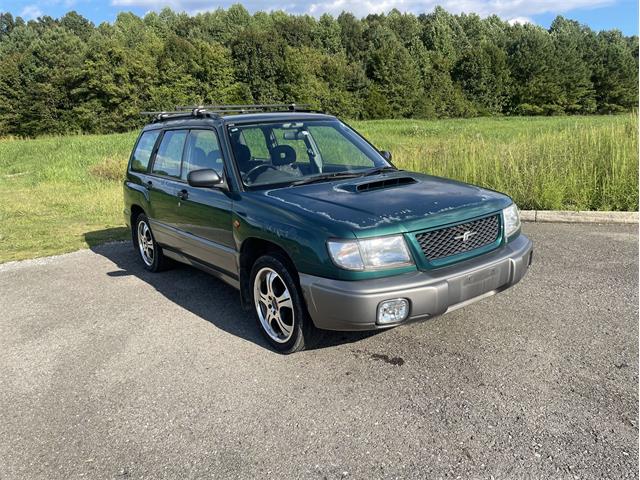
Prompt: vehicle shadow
<box><xmin>84</xmin><ymin>227</ymin><xmax>130</xmax><ymax>246</ymax></box>
<box><xmin>85</xmin><ymin>230</ymin><xmax>381</xmax><ymax>352</ymax></box>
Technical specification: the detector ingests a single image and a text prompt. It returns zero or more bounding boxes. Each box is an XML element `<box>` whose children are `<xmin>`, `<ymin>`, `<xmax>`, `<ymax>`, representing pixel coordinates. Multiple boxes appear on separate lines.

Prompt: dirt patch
<box><xmin>89</xmin><ymin>155</ymin><xmax>127</xmax><ymax>182</ymax></box>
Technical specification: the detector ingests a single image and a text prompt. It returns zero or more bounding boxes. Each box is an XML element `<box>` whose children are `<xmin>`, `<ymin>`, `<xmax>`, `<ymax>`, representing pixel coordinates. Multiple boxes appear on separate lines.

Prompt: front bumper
<box><xmin>299</xmin><ymin>234</ymin><xmax>533</xmax><ymax>331</ymax></box>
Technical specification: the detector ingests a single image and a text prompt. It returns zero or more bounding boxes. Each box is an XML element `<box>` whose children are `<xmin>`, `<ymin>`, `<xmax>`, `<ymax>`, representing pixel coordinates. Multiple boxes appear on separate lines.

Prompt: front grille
<box><xmin>415</xmin><ymin>215</ymin><xmax>500</xmax><ymax>261</ymax></box>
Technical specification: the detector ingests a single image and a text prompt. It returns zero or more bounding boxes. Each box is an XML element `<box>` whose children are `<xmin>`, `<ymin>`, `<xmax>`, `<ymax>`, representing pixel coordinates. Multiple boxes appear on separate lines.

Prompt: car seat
<box><xmin>271</xmin><ymin>145</ymin><xmax>302</xmax><ymax>177</ymax></box>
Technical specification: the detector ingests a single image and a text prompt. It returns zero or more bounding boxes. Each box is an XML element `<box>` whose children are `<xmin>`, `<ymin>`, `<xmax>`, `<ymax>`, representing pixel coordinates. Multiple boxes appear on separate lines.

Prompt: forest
<box><xmin>0</xmin><ymin>5</ymin><xmax>637</xmax><ymax>137</ymax></box>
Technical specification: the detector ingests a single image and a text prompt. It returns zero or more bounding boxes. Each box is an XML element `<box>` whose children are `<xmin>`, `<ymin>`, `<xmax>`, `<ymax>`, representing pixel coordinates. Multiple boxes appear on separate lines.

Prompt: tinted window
<box><xmin>181</xmin><ymin>130</ymin><xmax>223</xmax><ymax>181</ymax></box>
<box><xmin>130</xmin><ymin>130</ymin><xmax>160</xmax><ymax>173</ymax></box>
<box><xmin>153</xmin><ymin>130</ymin><xmax>187</xmax><ymax>178</ymax></box>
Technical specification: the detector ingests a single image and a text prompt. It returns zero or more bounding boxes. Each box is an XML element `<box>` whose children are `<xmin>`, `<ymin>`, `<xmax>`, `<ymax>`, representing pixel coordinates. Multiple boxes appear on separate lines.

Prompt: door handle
<box><xmin>177</xmin><ymin>189</ymin><xmax>188</xmax><ymax>200</ymax></box>
<box><xmin>145</xmin><ymin>180</ymin><xmax>153</xmax><ymax>189</ymax></box>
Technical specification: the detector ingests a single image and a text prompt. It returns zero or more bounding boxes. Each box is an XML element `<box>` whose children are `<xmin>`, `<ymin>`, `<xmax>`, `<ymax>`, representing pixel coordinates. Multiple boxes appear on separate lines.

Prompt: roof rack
<box><xmin>175</xmin><ymin>103</ymin><xmax>318</xmax><ymax>114</ymax></box>
<box><xmin>141</xmin><ymin>104</ymin><xmax>322</xmax><ymax>123</ymax></box>
<box><xmin>140</xmin><ymin>107</ymin><xmax>213</xmax><ymax>123</ymax></box>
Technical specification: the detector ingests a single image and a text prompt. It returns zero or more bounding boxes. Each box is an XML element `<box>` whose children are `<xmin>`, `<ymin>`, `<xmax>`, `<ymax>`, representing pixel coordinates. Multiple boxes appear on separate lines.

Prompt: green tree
<box><xmin>549</xmin><ymin>17</ymin><xmax>596</xmax><ymax>113</ymax></box>
<box><xmin>453</xmin><ymin>42</ymin><xmax>511</xmax><ymax>114</ymax></box>
<box><xmin>364</xmin><ymin>25</ymin><xmax>422</xmax><ymax>117</ymax></box>
<box><xmin>72</xmin><ymin>17</ymin><xmax>161</xmax><ymax>132</ymax></box>
<box><xmin>590</xmin><ymin>30</ymin><xmax>638</xmax><ymax>112</ymax></box>
<box><xmin>230</xmin><ymin>26</ymin><xmax>289</xmax><ymax>102</ymax></box>
<box><xmin>337</xmin><ymin>12</ymin><xmax>366</xmax><ymax>63</ymax></box>
<box><xmin>0</xmin><ymin>5</ymin><xmax>637</xmax><ymax>136</ymax></box>
<box><xmin>60</xmin><ymin>11</ymin><xmax>94</xmax><ymax>41</ymax></box>
<box><xmin>507</xmin><ymin>24</ymin><xmax>562</xmax><ymax>114</ymax></box>
<box><xmin>0</xmin><ymin>26</ymin><xmax>86</xmax><ymax>135</ymax></box>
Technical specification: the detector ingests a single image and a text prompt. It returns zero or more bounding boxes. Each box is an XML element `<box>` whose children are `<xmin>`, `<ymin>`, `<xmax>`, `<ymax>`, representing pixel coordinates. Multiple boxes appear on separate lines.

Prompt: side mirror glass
<box><xmin>381</xmin><ymin>150</ymin><xmax>392</xmax><ymax>162</ymax></box>
<box><xmin>187</xmin><ymin>169</ymin><xmax>222</xmax><ymax>188</ymax></box>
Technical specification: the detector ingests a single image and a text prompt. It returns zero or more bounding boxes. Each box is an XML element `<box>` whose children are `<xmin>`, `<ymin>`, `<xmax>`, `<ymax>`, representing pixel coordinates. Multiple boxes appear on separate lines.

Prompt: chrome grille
<box><xmin>415</xmin><ymin>215</ymin><xmax>500</xmax><ymax>261</ymax></box>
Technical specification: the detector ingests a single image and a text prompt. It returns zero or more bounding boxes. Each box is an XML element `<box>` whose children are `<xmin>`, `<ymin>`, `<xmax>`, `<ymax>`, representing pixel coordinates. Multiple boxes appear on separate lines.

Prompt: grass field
<box><xmin>0</xmin><ymin>114</ymin><xmax>637</xmax><ymax>263</ymax></box>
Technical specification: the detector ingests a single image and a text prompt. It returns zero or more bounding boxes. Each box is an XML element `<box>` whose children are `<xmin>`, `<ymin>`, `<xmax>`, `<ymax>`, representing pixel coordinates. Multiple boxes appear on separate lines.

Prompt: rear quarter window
<box><xmin>130</xmin><ymin>130</ymin><xmax>160</xmax><ymax>173</ymax></box>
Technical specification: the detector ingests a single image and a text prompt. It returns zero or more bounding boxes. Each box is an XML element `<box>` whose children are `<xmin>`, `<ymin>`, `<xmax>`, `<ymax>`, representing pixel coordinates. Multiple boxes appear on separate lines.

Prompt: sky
<box><xmin>3</xmin><ymin>0</ymin><xmax>638</xmax><ymax>35</ymax></box>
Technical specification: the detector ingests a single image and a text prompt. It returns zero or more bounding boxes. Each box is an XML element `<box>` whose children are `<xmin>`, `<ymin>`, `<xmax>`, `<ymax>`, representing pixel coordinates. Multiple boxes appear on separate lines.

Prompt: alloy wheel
<box><xmin>253</xmin><ymin>267</ymin><xmax>295</xmax><ymax>343</ymax></box>
<box><xmin>137</xmin><ymin>220</ymin><xmax>154</xmax><ymax>267</ymax></box>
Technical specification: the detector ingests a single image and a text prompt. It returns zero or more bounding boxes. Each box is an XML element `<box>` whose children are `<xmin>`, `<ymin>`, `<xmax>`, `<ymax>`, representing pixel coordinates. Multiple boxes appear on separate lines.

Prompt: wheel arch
<box><xmin>130</xmin><ymin>204</ymin><xmax>145</xmax><ymax>224</ymax></box>
<box><xmin>238</xmin><ymin>237</ymin><xmax>298</xmax><ymax>310</ymax></box>
<box><xmin>129</xmin><ymin>204</ymin><xmax>145</xmax><ymax>242</ymax></box>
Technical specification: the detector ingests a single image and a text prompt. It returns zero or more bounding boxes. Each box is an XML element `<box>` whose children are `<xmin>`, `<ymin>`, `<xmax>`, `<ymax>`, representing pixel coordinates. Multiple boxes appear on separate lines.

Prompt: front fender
<box><xmin>233</xmin><ymin>194</ymin><xmax>417</xmax><ymax>281</ymax></box>
<box><xmin>234</xmin><ymin>207</ymin><xmax>340</xmax><ymax>279</ymax></box>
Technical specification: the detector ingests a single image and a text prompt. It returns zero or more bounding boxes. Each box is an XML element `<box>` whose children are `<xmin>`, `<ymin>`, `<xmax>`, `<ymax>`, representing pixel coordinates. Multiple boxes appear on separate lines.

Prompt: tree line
<box><xmin>0</xmin><ymin>5</ymin><xmax>637</xmax><ymax>136</ymax></box>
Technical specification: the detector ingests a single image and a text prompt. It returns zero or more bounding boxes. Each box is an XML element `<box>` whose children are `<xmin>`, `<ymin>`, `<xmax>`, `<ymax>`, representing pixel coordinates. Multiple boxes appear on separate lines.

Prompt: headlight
<box><xmin>327</xmin><ymin>235</ymin><xmax>413</xmax><ymax>271</ymax></box>
<box><xmin>503</xmin><ymin>203</ymin><xmax>521</xmax><ymax>238</ymax></box>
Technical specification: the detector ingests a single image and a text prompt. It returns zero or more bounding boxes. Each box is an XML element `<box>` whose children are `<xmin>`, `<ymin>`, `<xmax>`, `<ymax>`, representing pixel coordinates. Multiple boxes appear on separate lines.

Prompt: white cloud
<box><xmin>306</xmin><ymin>0</ymin><xmax>615</xmax><ymax>18</ymax></box>
<box><xmin>508</xmin><ymin>16</ymin><xmax>534</xmax><ymax>25</ymax></box>
<box><xmin>111</xmin><ymin>0</ymin><xmax>214</xmax><ymax>8</ymax></box>
<box><xmin>108</xmin><ymin>0</ymin><xmax>616</xmax><ymax>19</ymax></box>
<box><xmin>20</xmin><ymin>4</ymin><xmax>44</xmax><ymax>19</ymax></box>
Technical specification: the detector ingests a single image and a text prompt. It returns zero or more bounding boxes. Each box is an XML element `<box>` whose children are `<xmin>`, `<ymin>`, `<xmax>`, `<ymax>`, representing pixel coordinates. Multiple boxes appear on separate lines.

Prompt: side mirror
<box><xmin>381</xmin><ymin>150</ymin><xmax>392</xmax><ymax>162</ymax></box>
<box><xmin>187</xmin><ymin>169</ymin><xmax>222</xmax><ymax>188</ymax></box>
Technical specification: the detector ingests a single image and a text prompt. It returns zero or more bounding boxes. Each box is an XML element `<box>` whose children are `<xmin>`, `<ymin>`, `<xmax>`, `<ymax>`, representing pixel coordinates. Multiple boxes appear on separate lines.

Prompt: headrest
<box><xmin>271</xmin><ymin>145</ymin><xmax>296</xmax><ymax>166</ymax></box>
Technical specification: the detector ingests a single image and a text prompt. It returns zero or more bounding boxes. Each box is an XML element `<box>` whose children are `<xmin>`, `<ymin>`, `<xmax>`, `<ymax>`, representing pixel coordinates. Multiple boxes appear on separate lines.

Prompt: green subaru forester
<box><xmin>124</xmin><ymin>105</ymin><xmax>533</xmax><ymax>353</ymax></box>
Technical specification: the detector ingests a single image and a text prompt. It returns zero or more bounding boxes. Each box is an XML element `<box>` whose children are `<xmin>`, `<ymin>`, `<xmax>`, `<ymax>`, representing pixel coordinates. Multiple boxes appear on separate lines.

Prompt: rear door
<box><xmin>147</xmin><ymin>129</ymin><xmax>189</xmax><ymax>249</ymax></box>
<box><xmin>176</xmin><ymin>128</ymin><xmax>236</xmax><ymax>276</ymax></box>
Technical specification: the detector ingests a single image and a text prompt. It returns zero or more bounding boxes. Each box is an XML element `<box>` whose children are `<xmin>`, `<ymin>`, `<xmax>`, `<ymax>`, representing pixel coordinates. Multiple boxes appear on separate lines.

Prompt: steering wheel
<box><xmin>243</xmin><ymin>164</ymin><xmax>278</xmax><ymax>183</ymax></box>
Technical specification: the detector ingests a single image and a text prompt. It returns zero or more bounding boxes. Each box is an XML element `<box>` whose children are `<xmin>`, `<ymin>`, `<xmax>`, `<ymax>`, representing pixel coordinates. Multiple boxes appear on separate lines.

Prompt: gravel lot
<box><xmin>0</xmin><ymin>223</ymin><xmax>637</xmax><ymax>479</ymax></box>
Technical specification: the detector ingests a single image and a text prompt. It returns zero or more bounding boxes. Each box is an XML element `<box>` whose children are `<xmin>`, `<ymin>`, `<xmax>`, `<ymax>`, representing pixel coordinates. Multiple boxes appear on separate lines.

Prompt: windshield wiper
<box><xmin>364</xmin><ymin>166</ymin><xmax>399</xmax><ymax>176</ymax></box>
<box><xmin>289</xmin><ymin>171</ymin><xmax>364</xmax><ymax>187</ymax></box>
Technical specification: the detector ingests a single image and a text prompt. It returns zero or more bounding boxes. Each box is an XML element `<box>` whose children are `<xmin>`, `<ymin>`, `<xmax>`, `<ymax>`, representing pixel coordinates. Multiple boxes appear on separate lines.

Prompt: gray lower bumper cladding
<box><xmin>299</xmin><ymin>234</ymin><xmax>533</xmax><ymax>331</ymax></box>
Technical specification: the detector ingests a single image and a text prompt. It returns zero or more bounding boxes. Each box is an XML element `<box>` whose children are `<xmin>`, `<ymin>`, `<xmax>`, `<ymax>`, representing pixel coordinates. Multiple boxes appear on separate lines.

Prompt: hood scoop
<box><xmin>347</xmin><ymin>176</ymin><xmax>417</xmax><ymax>193</ymax></box>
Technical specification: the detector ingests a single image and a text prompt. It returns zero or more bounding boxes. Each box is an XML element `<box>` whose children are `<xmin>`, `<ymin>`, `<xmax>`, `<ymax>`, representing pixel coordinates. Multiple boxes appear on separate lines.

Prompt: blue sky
<box><xmin>3</xmin><ymin>0</ymin><xmax>638</xmax><ymax>35</ymax></box>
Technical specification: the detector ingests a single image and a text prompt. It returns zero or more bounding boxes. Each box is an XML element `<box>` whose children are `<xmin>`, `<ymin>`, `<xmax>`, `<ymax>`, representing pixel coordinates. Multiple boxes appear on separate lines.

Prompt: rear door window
<box><xmin>181</xmin><ymin>130</ymin><xmax>223</xmax><ymax>181</ymax></box>
<box><xmin>130</xmin><ymin>130</ymin><xmax>160</xmax><ymax>173</ymax></box>
<box><xmin>152</xmin><ymin>130</ymin><xmax>188</xmax><ymax>179</ymax></box>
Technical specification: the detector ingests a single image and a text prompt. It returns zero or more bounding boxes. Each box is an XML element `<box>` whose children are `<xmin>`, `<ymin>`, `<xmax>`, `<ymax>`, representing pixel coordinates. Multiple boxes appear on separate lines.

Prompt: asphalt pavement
<box><xmin>0</xmin><ymin>222</ymin><xmax>637</xmax><ymax>479</ymax></box>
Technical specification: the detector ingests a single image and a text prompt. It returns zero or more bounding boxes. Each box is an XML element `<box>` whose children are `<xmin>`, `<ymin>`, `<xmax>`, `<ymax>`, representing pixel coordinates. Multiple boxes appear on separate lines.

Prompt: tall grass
<box><xmin>0</xmin><ymin>133</ymin><xmax>134</xmax><ymax>262</ymax></box>
<box><xmin>354</xmin><ymin>114</ymin><xmax>638</xmax><ymax>211</ymax></box>
<box><xmin>0</xmin><ymin>114</ymin><xmax>637</xmax><ymax>262</ymax></box>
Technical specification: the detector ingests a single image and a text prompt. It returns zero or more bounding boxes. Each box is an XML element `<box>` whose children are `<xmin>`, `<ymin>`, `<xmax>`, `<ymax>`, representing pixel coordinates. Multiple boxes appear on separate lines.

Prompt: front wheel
<box><xmin>250</xmin><ymin>254</ymin><xmax>318</xmax><ymax>354</ymax></box>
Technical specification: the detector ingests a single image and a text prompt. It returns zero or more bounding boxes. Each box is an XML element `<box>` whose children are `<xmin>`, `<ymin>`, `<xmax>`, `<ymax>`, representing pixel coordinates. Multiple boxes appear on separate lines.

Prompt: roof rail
<box><xmin>141</xmin><ymin>104</ymin><xmax>323</xmax><ymax>123</ymax></box>
<box><xmin>140</xmin><ymin>107</ymin><xmax>213</xmax><ymax>123</ymax></box>
<box><xmin>174</xmin><ymin>103</ymin><xmax>320</xmax><ymax>114</ymax></box>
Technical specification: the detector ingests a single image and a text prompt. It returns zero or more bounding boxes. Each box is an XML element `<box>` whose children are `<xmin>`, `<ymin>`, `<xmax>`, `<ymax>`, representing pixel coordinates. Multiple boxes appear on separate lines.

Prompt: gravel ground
<box><xmin>0</xmin><ymin>222</ymin><xmax>637</xmax><ymax>479</ymax></box>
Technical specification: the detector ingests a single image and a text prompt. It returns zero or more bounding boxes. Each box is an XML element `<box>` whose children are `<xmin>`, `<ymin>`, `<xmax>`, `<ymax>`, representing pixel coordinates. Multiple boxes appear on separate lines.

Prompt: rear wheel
<box><xmin>250</xmin><ymin>254</ymin><xmax>318</xmax><ymax>353</ymax></box>
<box><xmin>133</xmin><ymin>213</ymin><xmax>169</xmax><ymax>272</ymax></box>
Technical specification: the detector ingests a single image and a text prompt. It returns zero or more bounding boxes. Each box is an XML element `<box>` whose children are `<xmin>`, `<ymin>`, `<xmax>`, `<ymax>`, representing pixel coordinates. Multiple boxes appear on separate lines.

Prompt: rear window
<box><xmin>130</xmin><ymin>130</ymin><xmax>160</xmax><ymax>173</ymax></box>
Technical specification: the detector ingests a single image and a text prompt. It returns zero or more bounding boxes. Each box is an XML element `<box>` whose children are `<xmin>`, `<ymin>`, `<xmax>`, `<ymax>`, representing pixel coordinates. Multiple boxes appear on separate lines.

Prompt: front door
<box><xmin>174</xmin><ymin>129</ymin><xmax>236</xmax><ymax>277</ymax></box>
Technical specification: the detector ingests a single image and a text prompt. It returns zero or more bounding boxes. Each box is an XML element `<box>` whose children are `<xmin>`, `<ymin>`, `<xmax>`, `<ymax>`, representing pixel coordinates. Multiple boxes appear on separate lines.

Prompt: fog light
<box><xmin>377</xmin><ymin>298</ymin><xmax>410</xmax><ymax>325</ymax></box>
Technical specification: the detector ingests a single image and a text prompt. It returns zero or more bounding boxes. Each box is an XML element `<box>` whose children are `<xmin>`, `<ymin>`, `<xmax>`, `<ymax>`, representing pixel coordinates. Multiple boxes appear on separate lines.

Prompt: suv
<box><xmin>124</xmin><ymin>105</ymin><xmax>533</xmax><ymax>353</ymax></box>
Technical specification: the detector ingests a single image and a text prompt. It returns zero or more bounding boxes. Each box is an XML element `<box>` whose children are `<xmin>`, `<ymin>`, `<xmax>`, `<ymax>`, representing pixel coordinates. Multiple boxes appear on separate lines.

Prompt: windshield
<box><xmin>227</xmin><ymin>119</ymin><xmax>392</xmax><ymax>188</ymax></box>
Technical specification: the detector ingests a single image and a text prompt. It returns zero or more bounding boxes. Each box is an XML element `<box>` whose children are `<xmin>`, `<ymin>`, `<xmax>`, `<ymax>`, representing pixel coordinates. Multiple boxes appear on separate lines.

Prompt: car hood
<box><xmin>256</xmin><ymin>171</ymin><xmax>512</xmax><ymax>238</ymax></box>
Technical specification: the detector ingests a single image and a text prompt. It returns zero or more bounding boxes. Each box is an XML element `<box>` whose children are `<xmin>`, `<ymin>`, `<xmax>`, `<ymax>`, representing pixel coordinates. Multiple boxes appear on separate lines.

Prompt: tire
<box><xmin>133</xmin><ymin>213</ymin><xmax>169</xmax><ymax>272</ymax></box>
<box><xmin>250</xmin><ymin>253</ymin><xmax>318</xmax><ymax>354</ymax></box>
